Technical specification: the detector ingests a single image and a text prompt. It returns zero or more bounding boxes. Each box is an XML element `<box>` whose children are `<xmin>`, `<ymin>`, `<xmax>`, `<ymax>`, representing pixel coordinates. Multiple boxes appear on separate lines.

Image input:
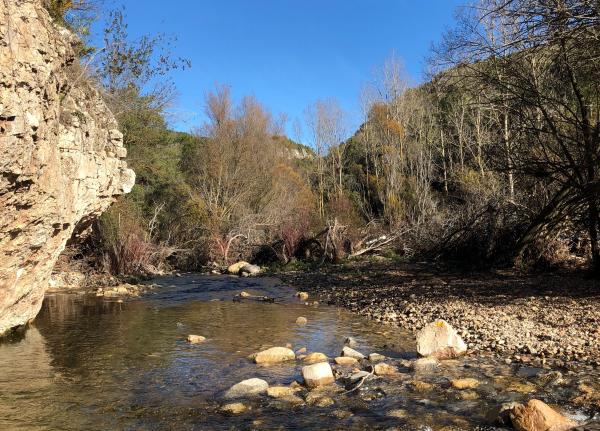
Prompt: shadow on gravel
<box><xmin>279</xmin><ymin>261</ymin><xmax>600</xmax><ymax>305</ymax></box>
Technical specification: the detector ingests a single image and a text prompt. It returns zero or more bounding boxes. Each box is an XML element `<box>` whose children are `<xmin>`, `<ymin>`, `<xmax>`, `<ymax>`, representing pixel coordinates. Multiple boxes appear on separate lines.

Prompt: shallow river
<box><xmin>0</xmin><ymin>274</ymin><xmax>598</xmax><ymax>430</ymax></box>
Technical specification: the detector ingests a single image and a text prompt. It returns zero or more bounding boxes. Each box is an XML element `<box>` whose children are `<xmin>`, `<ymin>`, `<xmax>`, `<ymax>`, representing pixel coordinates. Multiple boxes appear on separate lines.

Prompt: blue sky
<box><xmin>95</xmin><ymin>0</ymin><xmax>465</xmax><ymax>139</ymax></box>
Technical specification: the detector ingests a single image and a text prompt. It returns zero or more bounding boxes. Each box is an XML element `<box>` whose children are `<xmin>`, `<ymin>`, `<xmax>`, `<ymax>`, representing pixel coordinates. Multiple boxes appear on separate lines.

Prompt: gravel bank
<box><xmin>279</xmin><ymin>261</ymin><xmax>600</xmax><ymax>369</ymax></box>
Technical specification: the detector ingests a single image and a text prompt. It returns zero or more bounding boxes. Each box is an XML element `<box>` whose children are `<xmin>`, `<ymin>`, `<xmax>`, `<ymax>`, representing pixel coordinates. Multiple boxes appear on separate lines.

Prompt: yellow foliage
<box><xmin>369</xmin><ymin>103</ymin><xmax>405</xmax><ymax>138</ymax></box>
<box><xmin>384</xmin><ymin>118</ymin><xmax>405</xmax><ymax>138</ymax></box>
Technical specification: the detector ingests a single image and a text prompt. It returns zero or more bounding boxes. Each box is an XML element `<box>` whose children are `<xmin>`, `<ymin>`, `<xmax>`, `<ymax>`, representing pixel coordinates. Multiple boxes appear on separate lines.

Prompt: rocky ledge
<box><xmin>279</xmin><ymin>261</ymin><xmax>600</xmax><ymax>369</ymax></box>
<box><xmin>0</xmin><ymin>0</ymin><xmax>134</xmax><ymax>334</ymax></box>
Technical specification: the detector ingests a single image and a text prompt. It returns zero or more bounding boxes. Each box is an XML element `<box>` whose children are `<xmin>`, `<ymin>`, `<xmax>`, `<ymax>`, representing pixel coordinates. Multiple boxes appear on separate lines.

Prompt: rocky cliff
<box><xmin>0</xmin><ymin>0</ymin><xmax>135</xmax><ymax>334</ymax></box>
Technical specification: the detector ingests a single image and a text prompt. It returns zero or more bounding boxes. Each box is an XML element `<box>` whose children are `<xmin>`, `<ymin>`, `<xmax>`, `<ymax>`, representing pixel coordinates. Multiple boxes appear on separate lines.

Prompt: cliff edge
<box><xmin>0</xmin><ymin>0</ymin><xmax>135</xmax><ymax>334</ymax></box>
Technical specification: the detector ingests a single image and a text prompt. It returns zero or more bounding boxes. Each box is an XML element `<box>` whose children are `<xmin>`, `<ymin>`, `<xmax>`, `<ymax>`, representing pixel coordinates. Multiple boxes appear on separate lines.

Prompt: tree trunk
<box><xmin>587</xmin><ymin>197</ymin><xmax>600</xmax><ymax>272</ymax></box>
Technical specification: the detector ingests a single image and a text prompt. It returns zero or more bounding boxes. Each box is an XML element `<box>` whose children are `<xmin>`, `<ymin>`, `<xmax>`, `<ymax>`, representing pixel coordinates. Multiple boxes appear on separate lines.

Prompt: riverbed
<box><xmin>0</xmin><ymin>274</ymin><xmax>598</xmax><ymax>430</ymax></box>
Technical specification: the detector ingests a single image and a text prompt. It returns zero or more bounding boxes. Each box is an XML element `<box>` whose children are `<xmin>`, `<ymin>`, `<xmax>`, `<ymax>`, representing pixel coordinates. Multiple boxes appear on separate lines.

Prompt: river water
<box><xmin>0</xmin><ymin>274</ymin><xmax>598</xmax><ymax>430</ymax></box>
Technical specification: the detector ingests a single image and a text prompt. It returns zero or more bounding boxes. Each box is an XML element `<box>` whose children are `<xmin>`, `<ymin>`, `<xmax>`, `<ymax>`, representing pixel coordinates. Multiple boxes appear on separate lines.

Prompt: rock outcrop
<box><xmin>0</xmin><ymin>1</ymin><xmax>135</xmax><ymax>334</ymax></box>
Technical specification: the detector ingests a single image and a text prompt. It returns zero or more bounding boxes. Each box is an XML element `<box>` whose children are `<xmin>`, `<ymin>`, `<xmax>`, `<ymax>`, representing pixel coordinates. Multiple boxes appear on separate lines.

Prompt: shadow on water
<box><xmin>0</xmin><ymin>274</ymin><xmax>597</xmax><ymax>430</ymax></box>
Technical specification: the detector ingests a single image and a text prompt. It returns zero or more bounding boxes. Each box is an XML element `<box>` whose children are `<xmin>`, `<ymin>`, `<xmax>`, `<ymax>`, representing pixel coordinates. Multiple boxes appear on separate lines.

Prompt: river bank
<box><xmin>278</xmin><ymin>260</ymin><xmax>600</xmax><ymax>372</ymax></box>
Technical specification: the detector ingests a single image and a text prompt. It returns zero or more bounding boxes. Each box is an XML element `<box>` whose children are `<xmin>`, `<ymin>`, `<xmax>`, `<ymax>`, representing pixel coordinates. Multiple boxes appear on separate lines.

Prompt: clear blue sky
<box><xmin>97</xmin><ymin>0</ymin><xmax>465</xmax><ymax>138</ymax></box>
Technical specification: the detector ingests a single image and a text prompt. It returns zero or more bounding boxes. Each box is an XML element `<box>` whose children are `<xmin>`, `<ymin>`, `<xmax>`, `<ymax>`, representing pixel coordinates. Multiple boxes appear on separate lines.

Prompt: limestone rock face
<box><xmin>0</xmin><ymin>1</ymin><xmax>135</xmax><ymax>334</ymax></box>
<box><xmin>416</xmin><ymin>320</ymin><xmax>467</xmax><ymax>359</ymax></box>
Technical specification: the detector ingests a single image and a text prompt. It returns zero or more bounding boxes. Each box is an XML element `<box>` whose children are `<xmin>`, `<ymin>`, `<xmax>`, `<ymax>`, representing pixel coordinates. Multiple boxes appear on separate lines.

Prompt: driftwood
<box><xmin>349</xmin><ymin>232</ymin><xmax>405</xmax><ymax>258</ymax></box>
<box><xmin>319</xmin><ymin>218</ymin><xmax>347</xmax><ymax>265</ymax></box>
<box><xmin>343</xmin><ymin>366</ymin><xmax>375</xmax><ymax>394</ymax></box>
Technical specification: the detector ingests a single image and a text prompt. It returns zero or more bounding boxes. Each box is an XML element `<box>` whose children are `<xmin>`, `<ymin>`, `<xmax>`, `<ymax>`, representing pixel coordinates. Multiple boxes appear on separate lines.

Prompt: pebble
<box><xmin>303</xmin><ymin>352</ymin><xmax>328</xmax><ymax>364</ymax></box>
<box><xmin>374</xmin><ymin>363</ymin><xmax>400</xmax><ymax>376</ymax></box>
<box><xmin>297</xmin><ymin>292</ymin><xmax>309</xmax><ymax>301</ymax></box>
<box><xmin>296</xmin><ymin>316</ymin><xmax>308</xmax><ymax>325</ymax></box>
<box><xmin>267</xmin><ymin>386</ymin><xmax>295</xmax><ymax>398</ymax></box>
<box><xmin>451</xmin><ymin>378</ymin><xmax>480</xmax><ymax>390</ymax></box>
<box><xmin>409</xmin><ymin>380</ymin><xmax>434</xmax><ymax>391</ymax></box>
<box><xmin>220</xmin><ymin>402</ymin><xmax>248</xmax><ymax>414</ymax></box>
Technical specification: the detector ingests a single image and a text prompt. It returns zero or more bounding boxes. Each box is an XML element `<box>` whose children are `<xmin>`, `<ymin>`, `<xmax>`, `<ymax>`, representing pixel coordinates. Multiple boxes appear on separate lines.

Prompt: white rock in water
<box><xmin>254</xmin><ymin>347</ymin><xmax>296</xmax><ymax>364</ymax></box>
<box><xmin>224</xmin><ymin>378</ymin><xmax>269</xmax><ymax>399</ymax></box>
<box><xmin>416</xmin><ymin>320</ymin><xmax>467</xmax><ymax>359</ymax></box>
<box><xmin>341</xmin><ymin>346</ymin><xmax>365</xmax><ymax>360</ymax></box>
<box><xmin>227</xmin><ymin>261</ymin><xmax>249</xmax><ymax>275</ymax></box>
<box><xmin>240</xmin><ymin>264</ymin><xmax>261</xmax><ymax>276</ymax></box>
<box><xmin>302</xmin><ymin>362</ymin><xmax>335</xmax><ymax>388</ymax></box>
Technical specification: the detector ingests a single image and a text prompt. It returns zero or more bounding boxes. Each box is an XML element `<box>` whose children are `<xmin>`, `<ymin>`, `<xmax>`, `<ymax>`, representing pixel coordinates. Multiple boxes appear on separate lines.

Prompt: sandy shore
<box><xmin>279</xmin><ymin>261</ymin><xmax>600</xmax><ymax>369</ymax></box>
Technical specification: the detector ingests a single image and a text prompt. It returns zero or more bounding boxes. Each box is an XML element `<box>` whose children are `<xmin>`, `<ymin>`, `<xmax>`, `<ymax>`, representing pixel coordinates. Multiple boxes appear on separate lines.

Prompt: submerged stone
<box><xmin>254</xmin><ymin>347</ymin><xmax>296</xmax><ymax>364</ymax></box>
<box><xmin>374</xmin><ymin>363</ymin><xmax>399</xmax><ymax>376</ymax></box>
<box><xmin>296</xmin><ymin>316</ymin><xmax>308</xmax><ymax>325</ymax></box>
<box><xmin>224</xmin><ymin>378</ymin><xmax>269</xmax><ymax>399</ymax></box>
<box><xmin>267</xmin><ymin>386</ymin><xmax>295</xmax><ymax>398</ymax></box>
<box><xmin>412</xmin><ymin>357</ymin><xmax>440</xmax><ymax>373</ymax></box>
<box><xmin>451</xmin><ymin>378</ymin><xmax>480</xmax><ymax>390</ymax></box>
<box><xmin>303</xmin><ymin>352</ymin><xmax>328</xmax><ymax>364</ymax></box>
<box><xmin>220</xmin><ymin>402</ymin><xmax>248</xmax><ymax>414</ymax></box>
<box><xmin>187</xmin><ymin>334</ymin><xmax>206</xmax><ymax>344</ymax></box>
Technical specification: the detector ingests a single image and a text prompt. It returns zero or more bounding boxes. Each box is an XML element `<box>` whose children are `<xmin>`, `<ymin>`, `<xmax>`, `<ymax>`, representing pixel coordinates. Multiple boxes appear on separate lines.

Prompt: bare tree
<box><xmin>435</xmin><ymin>0</ymin><xmax>600</xmax><ymax>269</ymax></box>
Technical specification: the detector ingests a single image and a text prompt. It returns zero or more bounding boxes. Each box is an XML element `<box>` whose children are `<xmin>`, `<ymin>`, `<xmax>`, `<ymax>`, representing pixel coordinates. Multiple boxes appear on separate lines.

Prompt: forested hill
<box><xmin>46</xmin><ymin>0</ymin><xmax>600</xmax><ymax>276</ymax></box>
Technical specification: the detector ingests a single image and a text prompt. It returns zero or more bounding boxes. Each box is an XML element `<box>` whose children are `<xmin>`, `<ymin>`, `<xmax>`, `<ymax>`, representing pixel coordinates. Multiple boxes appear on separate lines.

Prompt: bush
<box><xmin>96</xmin><ymin>200</ymin><xmax>174</xmax><ymax>275</ymax></box>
